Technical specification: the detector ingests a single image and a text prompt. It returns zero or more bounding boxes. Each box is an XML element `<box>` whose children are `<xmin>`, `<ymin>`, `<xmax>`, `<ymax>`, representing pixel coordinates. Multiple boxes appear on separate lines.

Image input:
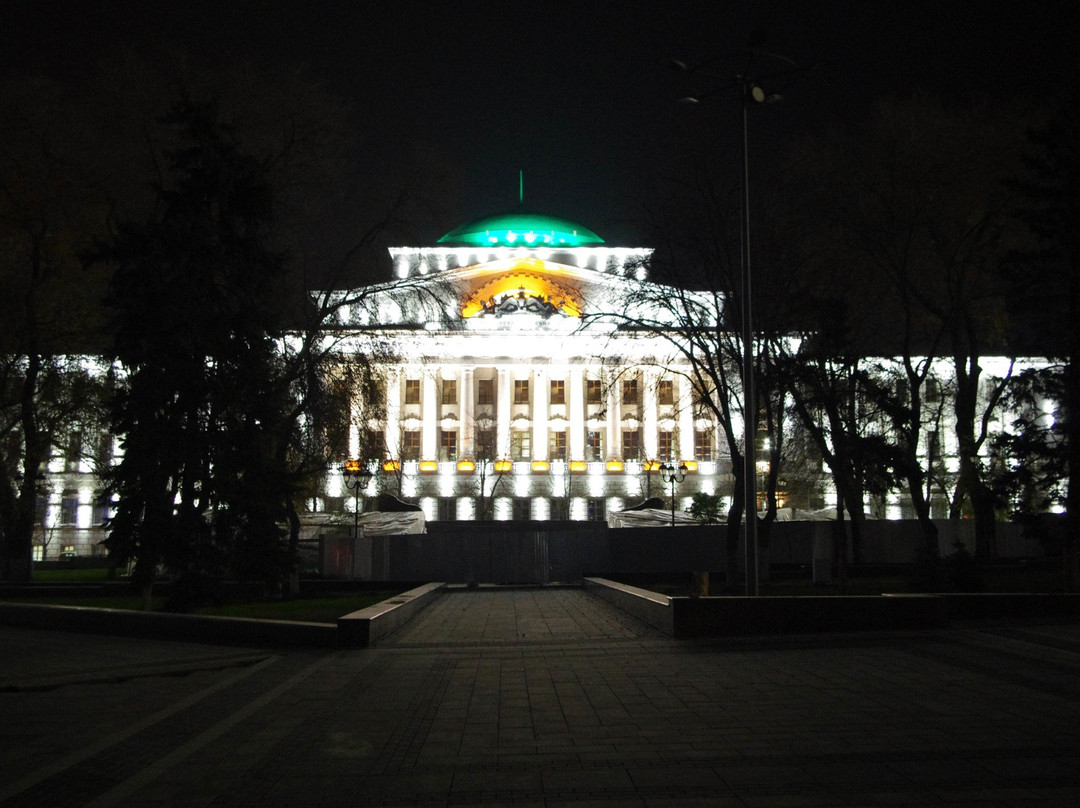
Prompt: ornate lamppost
<box><xmin>660</xmin><ymin>462</ymin><xmax>688</xmax><ymax>526</ymax></box>
<box><xmin>343</xmin><ymin>459</ymin><xmax>373</xmax><ymax>538</ymax></box>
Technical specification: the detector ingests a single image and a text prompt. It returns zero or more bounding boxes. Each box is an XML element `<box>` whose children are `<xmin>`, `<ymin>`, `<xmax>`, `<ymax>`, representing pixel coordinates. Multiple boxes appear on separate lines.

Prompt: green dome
<box><xmin>438</xmin><ymin>211</ymin><xmax>604</xmax><ymax>247</ymax></box>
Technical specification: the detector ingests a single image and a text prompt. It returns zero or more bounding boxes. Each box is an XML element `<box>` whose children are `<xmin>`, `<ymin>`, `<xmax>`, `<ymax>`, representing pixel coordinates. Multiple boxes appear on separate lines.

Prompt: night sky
<box><xmin>4</xmin><ymin>1</ymin><xmax>1076</xmax><ymax>246</ymax></box>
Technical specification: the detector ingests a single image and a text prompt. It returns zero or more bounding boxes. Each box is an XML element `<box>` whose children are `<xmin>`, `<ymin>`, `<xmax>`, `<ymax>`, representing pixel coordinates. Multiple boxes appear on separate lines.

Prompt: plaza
<box><xmin>3</xmin><ymin>587</ymin><xmax>1079</xmax><ymax>806</ymax></box>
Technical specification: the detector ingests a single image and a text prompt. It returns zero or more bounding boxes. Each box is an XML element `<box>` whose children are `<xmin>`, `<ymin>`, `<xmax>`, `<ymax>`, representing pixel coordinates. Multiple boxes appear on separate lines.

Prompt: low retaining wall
<box><xmin>0</xmin><ymin>601</ymin><xmax>338</xmax><ymax>647</ymax></box>
<box><xmin>583</xmin><ymin>577</ymin><xmax>673</xmax><ymax>634</ymax></box>
<box><xmin>585</xmin><ymin>577</ymin><xmax>948</xmax><ymax>637</ymax></box>
<box><xmin>939</xmin><ymin>593</ymin><xmax>1080</xmax><ymax>621</ymax></box>
<box><xmin>337</xmin><ymin>582</ymin><xmax>445</xmax><ymax>647</ymax></box>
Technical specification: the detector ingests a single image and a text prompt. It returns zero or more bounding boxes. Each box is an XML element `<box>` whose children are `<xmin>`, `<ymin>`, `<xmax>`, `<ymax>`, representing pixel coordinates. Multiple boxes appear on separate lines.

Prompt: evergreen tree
<box><xmin>100</xmin><ymin>95</ymin><xmax>293</xmax><ymax>607</ymax></box>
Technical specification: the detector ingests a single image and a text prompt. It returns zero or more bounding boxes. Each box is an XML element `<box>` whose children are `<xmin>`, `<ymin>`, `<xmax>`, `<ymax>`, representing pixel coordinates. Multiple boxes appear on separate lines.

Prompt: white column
<box><xmin>678</xmin><ymin>377</ymin><xmax>694</xmax><ymax>461</ymax></box>
<box><xmin>385</xmin><ymin>368</ymin><xmax>402</xmax><ymax>458</ymax></box>
<box><xmin>606</xmin><ymin>380</ymin><xmax>620</xmax><ymax>461</ymax></box>
<box><xmin>497</xmin><ymin>367</ymin><xmax>511</xmax><ymax>458</ymax></box>
<box><xmin>643</xmin><ymin>367</ymin><xmax>658</xmax><ymax>459</ymax></box>
<box><xmin>461</xmin><ymin>367</ymin><xmax>474</xmax><ymax>457</ymax></box>
<box><xmin>532</xmin><ymin>368</ymin><xmax>547</xmax><ymax>461</ymax></box>
<box><xmin>422</xmin><ymin>373</ymin><xmax>437</xmax><ymax>460</ymax></box>
<box><xmin>569</xmin><ymin>366</ymin><xmax>585</xmax><ymax>460</ymax></box>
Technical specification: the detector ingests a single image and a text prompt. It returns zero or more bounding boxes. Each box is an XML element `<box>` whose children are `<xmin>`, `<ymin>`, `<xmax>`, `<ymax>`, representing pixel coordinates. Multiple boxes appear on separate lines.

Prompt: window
<box><xmin>658</xmin><ymin>379</ymin><xmax>674</xmax><ymax>405</ymax></box>
<box><xmin>658</xmin><ymin>430</ymin><xmax>673</xmax><ymax>462</ymax></box>
<box><xmin>65</xmin><ymin>431</ymin><xmax>82</xmax><ymax>472</ymax></box>
<box><xmin>511</xmin><ymin>430</ymin><xmax>531</xmax><ymax>460</ymax></box>
<box><xmin>514</xmin><ymin>379</ymin><xmax>530</xmax><ymax>404</ymax></box>
<box><xmin>586</xmin><ymin>379</ymin><xmax>603</xmax><ymax>404</ymax></box>
<box><xmin>404</xmin><ymin>379</ymin><xmax>421</xmax><ymax>404</ymax></box>
<box><xmin>550</xmin><ymin>379</ymin><xmax>565</xmax><ymax>404</ymax></box>
<box><xmin>92</xmin><ymin>494</ymin><xmax>113</xmax><ymax>526</ymax></box>
<box><xmin>402</xmin><ymin>430</ymin><xmax>421</xmax><ymax>460</ymax></box>
<box><xmin>441</xmin><ymin>379</ymin><xmax>457</xmax><ymax>405</ymax></box>
<box><xmin>60</xmin><ymin>492</ymin><xmax>79</xmax><ymax>525</ymax></box>
<box><xmin>587</xmin><ymin>498</ymin><xmax>606</xmax><ymax>522</ymax></box>
<box><xmin>440</xmin><ymin>430</ymin><xmax>458</xmax><ymax>461</ymax></box>
<box><xmin>363</xmin><ymin>429</ymin><xmax>386</xmax><ymax>460</ymax></box>
<box><xmin>550</xmin><ymin>430</ymin><xmax>567</xmax><ymax>461</ymax></box>
<box><xmin>622</xmin><ymin>379</ymin><xmax>638</xmax><ymax>405</ymax></box>
<box><xmin>477</xmin><ymin>378</ymin><xmax>494</xmax><ymax>405</ymax></box>
<box><xmin>476</xmin><ymin>427</ymin><xmax>496</xmax><ymax>458</ymax></box>
<box><xmin>587</xmin><ymin>430</ymin><xmax>603</xmax><ymax>461</ymax></box>
<box><xmin>694</xmin><ymin>430</ymin><xmax>713</xmax><ymax>462</ymax></box>
<box><xmin>437</xmin><ymin>498</ymin><xmax>455</xmax><ymax>521</ymax></box>
<box><xmin>622</xmin><ymin>430</ymin><xmax>640</xmax><ymax>460</ymax></box>
<box><xmin>512</xmin><ymin>499</ymin><xmax>532</xmax><ymax>521</ymax></box>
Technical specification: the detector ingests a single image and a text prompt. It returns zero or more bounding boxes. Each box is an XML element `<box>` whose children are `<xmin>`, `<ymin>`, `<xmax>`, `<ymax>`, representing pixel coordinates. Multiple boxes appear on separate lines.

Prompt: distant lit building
<box><xmin>317</xmin><ymin>211</ymin><xmax>730</xmax><ymax>524</ymax></box>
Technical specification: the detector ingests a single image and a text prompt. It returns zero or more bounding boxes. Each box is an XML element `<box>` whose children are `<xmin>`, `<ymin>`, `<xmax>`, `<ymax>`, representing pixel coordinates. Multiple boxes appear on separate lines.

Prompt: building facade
<box><xmin>318</xmin><ymin>211</ymin><xmax>730</xmax><ymax>525</ymax></box>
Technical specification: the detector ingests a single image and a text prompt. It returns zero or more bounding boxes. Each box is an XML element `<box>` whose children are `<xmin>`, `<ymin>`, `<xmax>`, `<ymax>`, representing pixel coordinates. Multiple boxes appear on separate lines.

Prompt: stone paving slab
<box><xmin>2</xmin><ymin>589</ymin><xmax>1080</xmax><ymax>806</ymax></box>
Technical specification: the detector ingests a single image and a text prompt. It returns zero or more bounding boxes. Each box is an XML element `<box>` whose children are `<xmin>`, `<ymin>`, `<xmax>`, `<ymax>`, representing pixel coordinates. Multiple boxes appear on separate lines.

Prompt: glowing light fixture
<box><xmin>456</xmin><ymin>459</ymin><xmax>476</xmax><ymax>473</ymax></box>
<box><xmin>681</xmin><ymin>460</ymin><xmax>698</xmax><ymax>473</ymax></box>
<box><xmin>419</xmin><ymin>460</ymin><xmax>439</xmax><ymax>474</ymax></box>
<box><xmin>531</xmin><ymin>460</ymin><xmax>550</xmax><ymax>474</ymax></box>
<box><xmin>494</xmin><ymin>459</ymin><xmax>513</xmax><ymax>473</ymax></box>
<box><xmin>382</xmin><ymin>460</ymin><xmax>401</xmax><ymax>473</ymax></box>
<box><xmin>569</xmin><ymin>460</ymin><xmax>588</xmax><ymax>474</ymax></box>
<box><xmin>642</xmin><ymin>460</ymin><xmax>662</xmax><ymax>472</ymax></box>
<box><xmin>605</xmin><ymin>460</ymin><xmax>625</xmax><ymax>473</ymax></box>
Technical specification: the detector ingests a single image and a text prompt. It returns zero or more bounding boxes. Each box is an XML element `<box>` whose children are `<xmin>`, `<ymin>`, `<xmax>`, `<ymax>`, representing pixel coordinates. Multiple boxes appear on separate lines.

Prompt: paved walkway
<box><xmin>2</xmin><ymin>587</ymin><xmax>1080</xmax><ymax>806</ymax></box>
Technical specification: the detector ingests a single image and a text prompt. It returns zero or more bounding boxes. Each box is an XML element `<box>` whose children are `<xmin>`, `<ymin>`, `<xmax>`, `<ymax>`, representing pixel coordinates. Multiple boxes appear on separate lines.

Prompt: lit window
<box><xmin>514</xmin><ymin>379</ymin><xmax>530</xmax><ymax>404</ymax></box>
<box><xmin>694</xmin><ymin>430</ymin><xmax>713</xmax><ymax>462</ymax></box>
<box><xmin>511</xmin><ymin>430</ymin><xmax>531</xmax><ymax>460</ymax></box>
<box><xmin>402</xmin><ymin>431</ymin><xmax>421</xmax><ymax>460</ymax></box>
<box><xmin>441</xmin><ymin>379</ymin><xmax>457</xmax><ymax>405</ymax></box>
<box><xmin>550</xmin><ymin>379</ymin><xmax>565</xmax><ymax>404</ymax></box>
<box><xmin>405</xmin><ymin>379</ymin><xmax>421</xmax><ymax>404</ymax></box>
<box><xmin>586</xmin><ymin>379</ymin><xmax>603</xmax><ymax>404</ymax></box>
<box><xmin>622</xmin><ymin>430</ymin><xmax>640</xmax><ymax>461</ymax></box>
<box><xmin>440</xmin><ymin>430</ymin><xmax>458</xmax><ymax>461</ymax></box>
<box><xmin>587</xmin><ymin>431</ymin><xmax>603</xmax><ymax>461</ymax></box>
<box><xmin>550</xmin><ymin>431</ymin><xmax>567</xmax><ymax>460</ymax></box>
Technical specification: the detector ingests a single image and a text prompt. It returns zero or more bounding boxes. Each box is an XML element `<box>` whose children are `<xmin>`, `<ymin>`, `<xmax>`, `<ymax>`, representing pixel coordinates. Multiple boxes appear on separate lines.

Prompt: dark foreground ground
<box><xmin>2</xmin><ymin>587</ymin><xmax>1079</xmax><ymax>807</ymax></box>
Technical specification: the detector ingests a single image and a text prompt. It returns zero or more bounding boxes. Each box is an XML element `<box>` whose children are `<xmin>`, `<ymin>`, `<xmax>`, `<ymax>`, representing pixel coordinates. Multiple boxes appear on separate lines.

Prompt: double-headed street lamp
<box><xmin>664</xmin><ymin>45</ymin><xmax>793</xmax><ymax>594</ymax></box>
<box><xmin>343</xmin><ymin>459</ymin><xmax>373</xmax><ymax>537</ymax></box>
<box><xmin>660</xmin><ymin>462</ymin><xmax>688</xmax><ymax>527</ymax></box>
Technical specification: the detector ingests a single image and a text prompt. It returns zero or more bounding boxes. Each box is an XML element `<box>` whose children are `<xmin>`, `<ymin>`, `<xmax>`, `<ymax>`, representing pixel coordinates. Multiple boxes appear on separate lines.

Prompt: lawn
<box><xmin>2</xmin><ymin>585</ymin><xmax>405</xmax><ymax>623</ymax></box>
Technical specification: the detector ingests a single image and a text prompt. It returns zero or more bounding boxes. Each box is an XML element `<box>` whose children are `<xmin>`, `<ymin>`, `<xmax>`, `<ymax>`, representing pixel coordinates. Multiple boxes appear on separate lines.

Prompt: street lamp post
<box><xmin>740</xmin><ymin>78</ymin><xmax>760</xmax><ymax>597</ymax></box>
<box><xmin>343</xmin><ymin>459</ymin><xmax>373</xmax><ymax>538</ymax></box>
<box><xmin>660</xmin><ymin>462</ymin><xmax>688</xmax><ymax>526</ymax></box>
<box><xmin>664</xmin><ymin>48</ymin><xmax>792</xmax><ymax>595</ymax></box>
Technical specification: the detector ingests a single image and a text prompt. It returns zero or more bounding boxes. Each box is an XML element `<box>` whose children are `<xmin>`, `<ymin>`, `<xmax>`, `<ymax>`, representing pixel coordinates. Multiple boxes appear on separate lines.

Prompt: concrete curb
<box><xmin>337</xmin><ymin>582</ymin><xmax>445</xmax><ymax>647</ymax></box>
<box><xmin>0</xmin><ymin>601</ymin><xmax>338</xmax><ymax>647</ymax></box>
<box><xmin>585</xmin><ymin>577</ymin><xmax>949</xmax><ymax>636</ymax></box>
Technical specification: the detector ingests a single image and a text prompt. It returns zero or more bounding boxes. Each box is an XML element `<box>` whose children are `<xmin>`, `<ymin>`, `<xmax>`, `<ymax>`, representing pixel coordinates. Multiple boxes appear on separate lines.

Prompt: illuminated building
<box><xmin>318</xmin><ymin>211</ymin><xmax>727</xmax><ymax>524</ymax></box>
